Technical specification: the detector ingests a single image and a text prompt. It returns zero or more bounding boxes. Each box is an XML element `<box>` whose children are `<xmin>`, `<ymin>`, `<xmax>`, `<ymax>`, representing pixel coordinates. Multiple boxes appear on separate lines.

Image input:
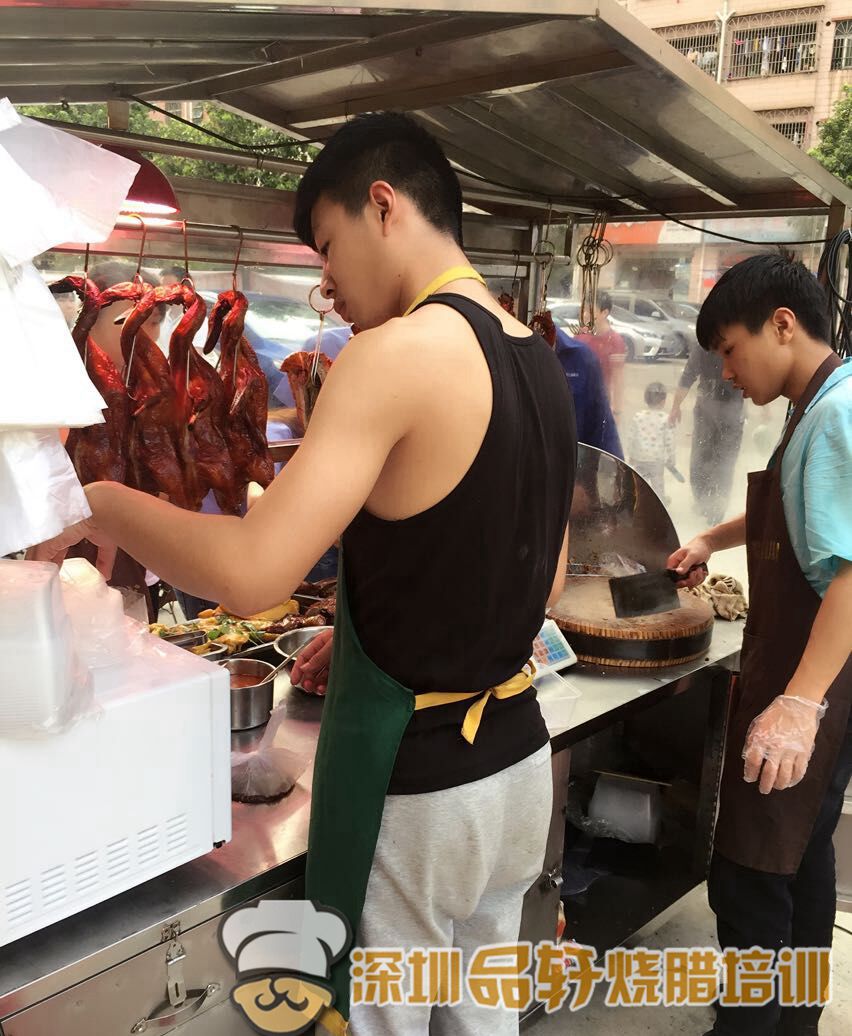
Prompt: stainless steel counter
<box><xmin>0</xmin><ymin>619</ymin><xmax>743</xmax><ymax>1019</ymax></box>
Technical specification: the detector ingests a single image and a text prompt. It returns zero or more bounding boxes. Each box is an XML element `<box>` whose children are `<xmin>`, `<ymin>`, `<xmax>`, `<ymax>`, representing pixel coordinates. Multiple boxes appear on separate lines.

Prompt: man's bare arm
<box><xmin>32</xmin><ymin>328</ymin><xmax>414</xmax><ymax>616</ymax></box>
<box><xmin>785</xmin><ymin>561</ymin><xmax>852</xmax><ymax>705</ymax></box>
<box><xmin>667</xmin><ymin>513</ymin><xmax>746</xmax><ymax>587</ymax></box>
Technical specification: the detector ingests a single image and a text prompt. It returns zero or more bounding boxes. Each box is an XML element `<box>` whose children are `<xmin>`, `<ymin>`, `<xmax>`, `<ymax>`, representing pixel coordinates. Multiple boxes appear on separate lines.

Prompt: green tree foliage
<box><xmin>810</xmin><ymin>85</ymin><xmax>852</xmax><ymax>188</ymax></box>
<box><xmin>18</xmin><ymin>102</ymin><xmax>312</xmax><ymax>190</ymax></box>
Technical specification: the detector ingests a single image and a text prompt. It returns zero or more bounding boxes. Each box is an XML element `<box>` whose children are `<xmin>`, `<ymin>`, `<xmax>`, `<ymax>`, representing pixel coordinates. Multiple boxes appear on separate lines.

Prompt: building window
<box><xmin>658</xmin><ymin>21</ymin><xmax>721</xmax><ymax>76</ymax></box>
<box><xmin>758</xmin><ymin>107</ymin><xmax>812</xmax><ymax>148</ymax></box>
<box><xmin>163</xmin><ymin>101</ymin><xmax>183</xmax><ymax>116</ymax></box>
<box><xmin>832</xmin><ymin>19</ymin><xmax>852</xmax><ymax>69</ymax></box>
<box><xmin>725</xmin><ymin>10</ymin><xmax>820</xmax><ymax>80</ymax></box>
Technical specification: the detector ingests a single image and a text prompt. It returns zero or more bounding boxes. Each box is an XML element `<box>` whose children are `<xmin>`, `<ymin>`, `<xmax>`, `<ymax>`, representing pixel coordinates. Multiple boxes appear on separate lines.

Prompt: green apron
<box><xmin>306</xmin><ymin>560</ymin><xmax>534</xmax><ymax>1034</ymax></box>
<box><xmin>305</xmin><ymin>559</ymin><xmax>415</xmax><ymax>1033</ymax></box>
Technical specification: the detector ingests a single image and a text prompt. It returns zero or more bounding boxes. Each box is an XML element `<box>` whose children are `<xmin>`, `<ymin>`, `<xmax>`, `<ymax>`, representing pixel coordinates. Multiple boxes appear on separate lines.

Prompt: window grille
<box><xmin>832</xmin><ymin>19</ymin><xmax>852</xmax><ymax>69</ymax></box>
<box><xmin>725</xmin><ymin>10</ymin><xmax>820</xmax><ymax>80</ymax></box>
<box><xmin>758</xmin><ymin>107</ymin><xmax>812</xmax><ymax>148</ymax></box>
<box><xmin>658</xmin><ymin>21</ymin><xmax>721</xmax><ymax>76</ymax></box>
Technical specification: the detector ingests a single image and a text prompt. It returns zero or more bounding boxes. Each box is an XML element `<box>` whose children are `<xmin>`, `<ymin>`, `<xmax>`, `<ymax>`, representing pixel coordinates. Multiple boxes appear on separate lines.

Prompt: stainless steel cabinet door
<box><xmin>2</xmin><ymin>879</ymin><xmax>303</xmax><ymax>1036</ymax></box>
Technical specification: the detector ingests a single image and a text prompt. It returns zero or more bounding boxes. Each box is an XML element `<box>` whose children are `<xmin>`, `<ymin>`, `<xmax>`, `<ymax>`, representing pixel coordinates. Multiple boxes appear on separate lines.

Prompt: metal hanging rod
<box><xmin>33</xmin><ymin>117</ymin><xmax>590</xmax><ymax>217</ymax></box>
<box><xmin>73</xmin><ymin>217</ymin><xmax>562</xmax><ymax>268</ymax></box>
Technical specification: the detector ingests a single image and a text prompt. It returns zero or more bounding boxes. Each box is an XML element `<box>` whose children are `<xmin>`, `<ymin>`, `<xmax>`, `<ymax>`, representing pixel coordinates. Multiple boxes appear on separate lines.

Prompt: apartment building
<box><xmin>621</xmin><ymin>1</ymin><xmax>852</xmax><ymax>150</ymax></box>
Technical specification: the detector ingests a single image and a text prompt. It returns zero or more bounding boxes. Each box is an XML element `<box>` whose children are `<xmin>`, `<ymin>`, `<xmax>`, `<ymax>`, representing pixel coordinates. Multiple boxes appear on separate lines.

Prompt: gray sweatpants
<box><xmin>347</xmin><ymin>743</ymin><xmax>553</xmax><ymax>1036</ymax></box>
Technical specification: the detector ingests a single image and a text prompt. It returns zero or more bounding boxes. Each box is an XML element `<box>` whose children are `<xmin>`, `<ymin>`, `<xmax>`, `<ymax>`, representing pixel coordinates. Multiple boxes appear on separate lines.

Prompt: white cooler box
<box><xmin>0</xmin><ymin>642</ymin><xmax>231</xmax><ymax>947</ymax></box>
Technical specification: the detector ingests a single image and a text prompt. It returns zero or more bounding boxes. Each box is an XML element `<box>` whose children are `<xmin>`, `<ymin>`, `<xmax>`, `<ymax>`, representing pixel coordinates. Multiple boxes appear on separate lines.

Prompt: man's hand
<box><xmin>290</xmin><ymin>628</ymin><xmax>333</xmax><ymax>696</ymax></box>
<box><xmin>668</xmin><ymin>404</ymin><xmax>682</xmax><ymax>427</ymax></box>
<box><xmin>742</xmin><ymin>695</ymin><xmax>827</xmax><ymax>794</ymax></box>
<box><xmin>666</xmin><ymin>536</ymin><xmax>712</xmax><ymax>589</ymax></box>
<box><xmin>26</xmin><ymin>516</ymin><xmax>117</xmax><ymax>579</ymax></box>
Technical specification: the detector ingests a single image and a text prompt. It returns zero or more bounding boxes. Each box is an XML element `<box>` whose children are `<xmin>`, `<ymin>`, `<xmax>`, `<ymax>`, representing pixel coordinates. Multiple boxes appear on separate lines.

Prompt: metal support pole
<box><xmin>715</xmin><ymin>1</ymin><xmax>735</xmax><ymax>85</ymax></box>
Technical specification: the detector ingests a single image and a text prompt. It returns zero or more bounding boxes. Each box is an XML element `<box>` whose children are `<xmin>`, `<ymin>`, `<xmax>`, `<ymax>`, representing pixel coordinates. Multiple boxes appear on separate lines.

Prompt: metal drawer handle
<box><xmin>544</xmin><ymin>865</ymin><xmax>563</xmax><ymax>891</ymax></box>
<box><xmin>130</xmin><ymin>983</ymin><xmax>219</xmax><ymax>1033</ymax></box>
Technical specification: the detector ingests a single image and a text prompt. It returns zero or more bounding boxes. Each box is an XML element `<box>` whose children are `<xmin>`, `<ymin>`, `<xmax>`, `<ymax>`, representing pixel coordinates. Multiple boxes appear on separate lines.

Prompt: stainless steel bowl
<box><xmin>273</xmin><ymin>625</ymin><xmax>333</xmax><ymax>692</ymax></box>
<box><xmin>162</xmin><ymin>628</ymin><xmax>229</xmax><ymax>661</ymax></box>
<box><xmin>219</xmin><ymin>658</ymin><xmax>276</xmax><ymax>730</ymax></box>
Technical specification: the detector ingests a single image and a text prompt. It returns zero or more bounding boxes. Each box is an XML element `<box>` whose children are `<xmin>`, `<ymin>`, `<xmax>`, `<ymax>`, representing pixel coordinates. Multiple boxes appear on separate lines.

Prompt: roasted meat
<box><xmin>280</xmin><ymin>350</ymin><xmax>332</xmax><ymax>431</ymax></box>
<box><xmin>204</xmin><ymin>290</ymin><xmax>273</xmax><ymax>494</ymax></box>
<box><xmin>168</xmin><ymin>284</ymin><xmax>241</xmax><ymax>514</ymax></box>
<box><xmin>120</xmin><ymin>285</ymin><xmax>196</xmax><ymax>508</ymax></box>
<box><xmin>265</xmin><ymin>614</ymin><xmax>327</xmax><ymax>636</ymax></box>
<box><xmin>51</xmin><ymin>275</ymin><xmax>131</xmax><ymax>486</ymax></box>
<box><xmin>305</xmin><ymin>596</ymin><xmax>336</xmax><ymax>624</ymax></box>
<box><xmin>529</xmin><ymin>310</ymin><xmax>557</xmax><ymax>348</ymax></box>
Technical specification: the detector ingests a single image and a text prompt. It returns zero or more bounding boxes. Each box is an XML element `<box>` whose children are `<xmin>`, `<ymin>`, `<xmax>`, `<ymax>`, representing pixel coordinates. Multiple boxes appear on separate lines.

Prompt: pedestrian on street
<box><xmin>669</xmin><ymin>338</ymin><xmax>744</xmax><ymax>525</ymax></box>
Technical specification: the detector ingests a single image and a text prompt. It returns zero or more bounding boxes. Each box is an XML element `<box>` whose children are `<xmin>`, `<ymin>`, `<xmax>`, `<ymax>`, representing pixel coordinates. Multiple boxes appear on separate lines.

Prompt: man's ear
<box><xmin>368</xmin><ymin>180</ymin><xmax>395</xmax><ymax>231</ymax></box>
<box><xmin>772</xmin><ymin>307</ymin><xmax>796</xmax><ymax>343</ymax></box>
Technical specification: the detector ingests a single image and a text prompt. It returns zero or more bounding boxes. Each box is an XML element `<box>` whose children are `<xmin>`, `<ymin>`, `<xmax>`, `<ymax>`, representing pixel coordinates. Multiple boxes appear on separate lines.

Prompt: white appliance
<box><xmin>0</xmin><ymin>640</ymin><xmax>231</xmax><ymax>947</ymax></box>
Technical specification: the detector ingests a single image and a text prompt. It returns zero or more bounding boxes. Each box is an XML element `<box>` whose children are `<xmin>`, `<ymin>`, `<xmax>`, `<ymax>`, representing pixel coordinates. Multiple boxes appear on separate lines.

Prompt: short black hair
<box><xmin>696</xmin><ymin>253</ymin><xmax>830</xmax><ymax>351</ymax></box>
<box><xmin>88</xmin><ymin>260</ymin><xmax>137</xmax><ymax>291</ymax></box>
<box><xmin>597</xmin><ymin>291</ymin><xmax>612</xmax><ymax>314</ymax></box>
<box><xmin>644</xmin><ymin>381</ymin><xmax>667</xmax><ymax>407</ymax></box>
<box><xmin>294</xmin><ymin>112</ymin><xmax>463</xmax><ymax>250</ymax></box>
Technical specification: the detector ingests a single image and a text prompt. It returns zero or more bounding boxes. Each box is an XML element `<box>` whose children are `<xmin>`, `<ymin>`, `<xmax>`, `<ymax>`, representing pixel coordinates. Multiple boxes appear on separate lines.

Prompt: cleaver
<box><xmin>609</xmin><ymin>563</ymin><xmax>707</xmax><ymax>619</ymax></box>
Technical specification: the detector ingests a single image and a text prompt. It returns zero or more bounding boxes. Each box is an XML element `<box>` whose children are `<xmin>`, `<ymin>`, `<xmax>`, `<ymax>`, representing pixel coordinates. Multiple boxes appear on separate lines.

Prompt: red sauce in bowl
<box><xmin>230</xmin><ymin>673</ymin><xmax>264</xmax><ymax>690</ymax></box>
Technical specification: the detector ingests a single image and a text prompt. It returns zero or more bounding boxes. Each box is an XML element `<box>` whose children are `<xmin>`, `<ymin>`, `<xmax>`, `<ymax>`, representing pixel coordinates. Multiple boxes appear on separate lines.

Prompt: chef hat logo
<box><xmin>220</xmin><ymin>899</ymin><xmax>351</xmax><ymax>982</ymax></box>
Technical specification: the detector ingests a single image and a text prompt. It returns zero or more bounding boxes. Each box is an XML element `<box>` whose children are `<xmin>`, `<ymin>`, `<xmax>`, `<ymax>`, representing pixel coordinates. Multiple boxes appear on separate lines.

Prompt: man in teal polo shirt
<box><xmin>668</xmin><ymin>253</ymin><xmax>852</xmax><ymax>1036</ymax></box>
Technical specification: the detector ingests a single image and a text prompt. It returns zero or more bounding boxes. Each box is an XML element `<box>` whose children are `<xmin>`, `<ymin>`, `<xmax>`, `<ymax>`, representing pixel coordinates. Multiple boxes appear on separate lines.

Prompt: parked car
<box><xmin>547</xmin><ymin>299</ymin><xmax>677</xmax><ymax>362</ymax></box>
<box><xmin>608</xmin><ymin>291</ymin><xmax>696</xmax><ymax>357</ymax></box>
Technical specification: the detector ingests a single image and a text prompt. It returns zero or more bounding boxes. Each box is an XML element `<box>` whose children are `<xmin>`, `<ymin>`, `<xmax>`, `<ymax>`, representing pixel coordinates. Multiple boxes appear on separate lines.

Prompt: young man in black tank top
<box><xmin>33</xmin><ymin>114</ymin><xmax>576</xmax><ymax>1036</ymax></box>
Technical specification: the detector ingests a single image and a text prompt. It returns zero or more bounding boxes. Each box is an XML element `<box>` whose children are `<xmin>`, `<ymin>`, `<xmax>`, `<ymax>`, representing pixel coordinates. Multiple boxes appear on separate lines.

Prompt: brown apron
<box><xmin>714</xmin><ymin>354</ymin><xmax>852</xmax><ymax>875</ymax></box>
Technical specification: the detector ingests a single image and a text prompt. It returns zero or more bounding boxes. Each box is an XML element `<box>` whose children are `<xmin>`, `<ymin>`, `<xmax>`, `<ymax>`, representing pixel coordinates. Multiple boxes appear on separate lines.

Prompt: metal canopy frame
<box><xmin>4</xmin><ymin>0</ymin><xmax>852</xmax><ymax>227</ymax></box>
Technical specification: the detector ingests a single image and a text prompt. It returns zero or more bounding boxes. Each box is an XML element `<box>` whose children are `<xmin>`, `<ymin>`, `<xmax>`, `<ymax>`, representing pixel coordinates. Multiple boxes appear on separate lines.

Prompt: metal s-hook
<box><xmin>308</xmin><ymin>284</ymin><xmax>334</xmax><ymax>387</ymax></box>
<box><xmin>231</xmin><ymin>225</ymin><xmax>244</xmax><ymax>293</ymax></box>
<box><xmin>308</xmin><ymin>284</ymin><xmax>334</xmax><ymax>317</ymax></box>
<box><xmin>180</xmin><ymin>221</ymin><xmax>194</xmax><ymax>289</ymax></box>
<box><xmin>124</xmin><ymin>213</ymin><xmax>147</xmax><ymax>284</ymax></box>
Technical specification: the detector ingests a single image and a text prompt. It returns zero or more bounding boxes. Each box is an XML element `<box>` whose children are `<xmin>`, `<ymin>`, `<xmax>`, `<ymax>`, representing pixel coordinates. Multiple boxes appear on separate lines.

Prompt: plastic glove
<box><xmin>742</xmin><ymin>695</ymin><xmax>827</xmax><ymax>795</ymax></box>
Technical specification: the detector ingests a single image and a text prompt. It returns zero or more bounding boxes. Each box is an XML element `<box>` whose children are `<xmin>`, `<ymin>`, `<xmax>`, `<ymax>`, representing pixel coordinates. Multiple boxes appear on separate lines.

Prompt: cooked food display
<box><xmin>148</xmin><ymin>587</ymin><xmax>339</xmax><ymax>656</ymax></box>
<box><xmin>54</xmin><ymin>278</ymin><xmax>274</xmax><ymax>513</ymax></box>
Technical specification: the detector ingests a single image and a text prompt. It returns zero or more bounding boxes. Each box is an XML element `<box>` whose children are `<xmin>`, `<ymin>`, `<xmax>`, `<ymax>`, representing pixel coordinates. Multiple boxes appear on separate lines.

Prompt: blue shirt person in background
<box><xmin>272</xmin><ymin>326</ymin><xmax>355</xmax><ymax>582</ymax></box>
<box><xmin>554</xmin><ymin>328</ymin><xmax>623</xmax><ymax>458</ymax></box>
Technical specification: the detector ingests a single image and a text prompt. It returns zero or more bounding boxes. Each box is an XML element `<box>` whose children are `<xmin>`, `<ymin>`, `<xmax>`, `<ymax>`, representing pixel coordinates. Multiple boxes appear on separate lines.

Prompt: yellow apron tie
<box><xmin>414</xmin><ymin>662</ymin><xmax>536</xmax><ymax>745</ymax></box>
<box><xmin>402</xmin><ymin>264</ymin><xmax>486</xmax><ymax>317</ymax></box>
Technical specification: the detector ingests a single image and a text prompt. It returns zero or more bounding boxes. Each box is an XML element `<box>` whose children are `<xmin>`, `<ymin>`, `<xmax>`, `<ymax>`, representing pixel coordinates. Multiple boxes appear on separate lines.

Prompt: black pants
<box><xmin>708</xmin><ymin>717</ymin><xmax>852</xmax><ymax>1036</ymax></box>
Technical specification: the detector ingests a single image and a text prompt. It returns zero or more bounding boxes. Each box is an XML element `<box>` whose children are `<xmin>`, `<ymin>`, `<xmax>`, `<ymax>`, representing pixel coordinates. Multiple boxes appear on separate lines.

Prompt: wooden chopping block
<box><xmin>548</xmin><ymin>575</ymin><xmax>714</xmax><ymax>668</ymax></box>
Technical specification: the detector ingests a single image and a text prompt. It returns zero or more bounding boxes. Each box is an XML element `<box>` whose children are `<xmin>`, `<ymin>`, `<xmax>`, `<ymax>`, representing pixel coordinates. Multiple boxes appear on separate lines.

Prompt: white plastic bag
<box><xmin>231</xmin><ymin>704</ymin><xmax>313</xmax><ymax>803</ymax></box>
<box><xmin>0</xmin><ymin>428</ymin><xmax>91</xmax><ymax>556</ymax></box>
<box><xmin>0</xmin><ymin>256</ymin><xmax>106</xmax><ymax>429</ymax></box>
<box><xmin>59</xmin><ymin>558</ymin><xmax>129</xmax><ymax>669</ymax></box>
<box><xmin>0</xmin><ymin>559</ymin><xmax>93</xmax><ymax>737</ymax></box>
<box><xmin>0</xmin><ymin>98</ymin><xmax>138</xmax><ymax>266</ymax></box>
<box><xmin>0</xmin><ymin>98</ymin><xmax>139</xmax><ymax>555</ymax></box>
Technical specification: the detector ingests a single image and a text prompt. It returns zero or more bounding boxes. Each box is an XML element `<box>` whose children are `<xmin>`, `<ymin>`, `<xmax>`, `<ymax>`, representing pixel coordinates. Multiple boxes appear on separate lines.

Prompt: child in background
<box><xmin>627</xmin><ymin>381</ymin><xmax>675</xmax><ymax>501</ymax></box>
